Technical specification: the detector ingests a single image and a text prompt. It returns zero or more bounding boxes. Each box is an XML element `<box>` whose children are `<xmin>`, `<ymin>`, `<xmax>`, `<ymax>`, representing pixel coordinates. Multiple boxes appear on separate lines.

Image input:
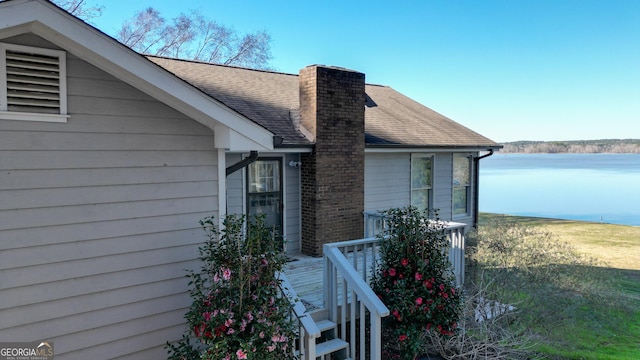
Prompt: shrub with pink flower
<box><xmin>166</xmin><ymin>215</ymin><xmax>296</xmax><ymax>360</ymax></box>
<box><xmin>372</xmin><ymin>207</ymin><xmax>462</xmax><ymax>360</ymax></box>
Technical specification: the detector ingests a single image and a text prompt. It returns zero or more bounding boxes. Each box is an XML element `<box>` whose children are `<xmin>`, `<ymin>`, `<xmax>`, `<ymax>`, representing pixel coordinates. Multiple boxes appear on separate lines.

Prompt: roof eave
<box><xmin>0</xmin><ymin>0</ymin><xmax>274</xmax><ymax>151</ymax></box>
<box><xmin>365</xmin><ymin>144</ymin><xmax>503</xmax><ymax>153</ymax></box>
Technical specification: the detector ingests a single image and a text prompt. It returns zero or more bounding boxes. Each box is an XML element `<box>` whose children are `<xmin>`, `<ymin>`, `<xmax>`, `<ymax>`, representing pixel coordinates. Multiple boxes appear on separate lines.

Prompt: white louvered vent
<box><xmin>6</xmin><ymin>49</ymin><xmax>61</xmax><ymax>114</ymax></box>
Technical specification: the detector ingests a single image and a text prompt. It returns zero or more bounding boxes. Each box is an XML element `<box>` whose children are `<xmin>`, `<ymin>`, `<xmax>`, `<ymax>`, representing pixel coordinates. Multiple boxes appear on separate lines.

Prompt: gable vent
<box><xmin>5</xmin><ymin>49</ymin><xmax>62</xmax><ymax>114</ymax></box>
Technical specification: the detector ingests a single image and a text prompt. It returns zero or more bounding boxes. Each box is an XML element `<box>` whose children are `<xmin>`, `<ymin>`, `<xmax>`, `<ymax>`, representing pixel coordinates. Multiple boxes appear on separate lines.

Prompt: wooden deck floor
<box><xmin>283</xmin><ymin>254</ymin><xmax>325</xmax><ymax>309</ymax></box>
<box><xmin>284</xmin><ymin>250</ymin><xmax>381</xmax><ymax>312</ymax></box>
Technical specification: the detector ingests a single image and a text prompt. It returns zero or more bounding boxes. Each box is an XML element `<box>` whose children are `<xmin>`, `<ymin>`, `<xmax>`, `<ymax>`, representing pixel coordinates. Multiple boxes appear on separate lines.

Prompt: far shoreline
<box><xmin>499</xmin><ymin>139</ymin><xmax>640</xmax><ymax>154</ymax></box>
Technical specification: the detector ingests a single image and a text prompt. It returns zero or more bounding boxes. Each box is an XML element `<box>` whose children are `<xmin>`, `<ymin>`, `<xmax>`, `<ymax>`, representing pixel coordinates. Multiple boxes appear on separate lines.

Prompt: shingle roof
<box><xmin>147</xmin><ymin>56</ymin><xmax>500</xmax><ymax>148</ymax></box>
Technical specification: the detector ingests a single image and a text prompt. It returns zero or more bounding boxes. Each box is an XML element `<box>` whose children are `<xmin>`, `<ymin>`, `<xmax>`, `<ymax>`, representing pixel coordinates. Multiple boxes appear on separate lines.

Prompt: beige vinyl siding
<box><xmin>364</xmin><ymin>153</ymin><xmax>411</xmax><ymax>212</ymax></box>
<box><xmin>0</xmin><ymin>48</ymin><xmax>217</xmax><ymax>359</ymax></box>
<box><xmin>365</xmin><ymin>152</ymin><xmax>475</xmax><ymax>226</ymax></box>
<box><xmin>284</xmin><ymin>153</ymin><xmax>301</xmax><ymax>253</ymax></box>
<box><xmin>225</xmin><ymin>153</ymin><xmax>245</xmax><ymax>215</ymax></box>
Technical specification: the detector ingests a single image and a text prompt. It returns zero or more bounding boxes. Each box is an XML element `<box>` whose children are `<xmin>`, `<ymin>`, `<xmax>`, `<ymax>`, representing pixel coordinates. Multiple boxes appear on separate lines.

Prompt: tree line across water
<box><xmin>500</xmin><ymin>139</ymin><xmax>640</xmax><ymax>154</ymax></box>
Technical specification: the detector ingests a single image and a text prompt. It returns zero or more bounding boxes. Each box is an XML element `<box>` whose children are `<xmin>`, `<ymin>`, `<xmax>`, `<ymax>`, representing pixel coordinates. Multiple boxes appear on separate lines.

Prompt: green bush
<box><xmin>166</xmin><ymin>215</ymin><xmax>296</xmax><ymax>360</ymax></box>
<box><xmin>371</xmin><ymin>207</ymin><xmax>463</xmax><ymax>360</ymax></box>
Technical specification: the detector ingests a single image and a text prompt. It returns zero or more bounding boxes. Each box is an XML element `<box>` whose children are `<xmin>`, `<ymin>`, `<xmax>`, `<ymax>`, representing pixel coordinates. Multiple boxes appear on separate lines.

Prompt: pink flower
<box><xmin>203</xmin><ymin>312</ymin><xmax>213</xmax><ymax>321</ymax></box>
<box><xmin>415</xmin><ymin>272</ymin><xmax>422</xmax><ymax>281</ymax></box>
<box><xmin>415</xmin><ymin>297</ymin><xmax>423</xmax><ymax>305</ymax></box>
<box><xmin>236</xmin><ymin>349</ymin><xmax>248</xmax><ymax>359</ymax></box>
<box><xmin>401</xmin><ymin>258</ymin><xmax>409</xmax><ymax>266</ymax></box>
<box><xmin>439</xmin><ymin>283</ymin><xmax>445</xmax><ymax>291</ymax></box>
<box><xmin>388</xmin><ymin>268</ymin><xmax>396</xmax><ymax>277</ymax></box>
<box><xmin>222</xmin><ymin>268</ymin><xmax>232</xmax><ymax>281</ymax></box>
<box><xmin>398</xmin><ymin>334</ymin><xmax>408</xmax><ymax>342</ymax></box>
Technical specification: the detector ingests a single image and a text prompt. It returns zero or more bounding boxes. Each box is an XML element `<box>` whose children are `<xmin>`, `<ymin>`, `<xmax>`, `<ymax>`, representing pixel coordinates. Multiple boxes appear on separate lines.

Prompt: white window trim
<box><xmin>410</xmin><ymin>153</ymin><xmax>435</xmax><ymax>212</ymax></box>
<box><xmin>0</xmin><ymin>42</ymin><xmax>69</xmax><ymax>123</ymax></box>
<box><xmin>244</xmin><ymin>154</ymin><xmax>289</xmax><ymax>250</ymax></box>
<box><xmin>452</xmin><ymin>153</ymin><xmax>473</xmax><ymax>219</ymax></box>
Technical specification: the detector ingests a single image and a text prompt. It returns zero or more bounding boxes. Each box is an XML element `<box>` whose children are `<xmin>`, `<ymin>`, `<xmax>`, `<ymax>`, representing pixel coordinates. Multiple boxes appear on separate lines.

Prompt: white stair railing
<box><xmin>323</xmin><ymin>239</ymin><xmax>390</xmax><ymax>360</ymax></box>
<box><xmin>278</xmin><ymin>272</ymin><xmax>321</xmax><ymax>360</ymax></box>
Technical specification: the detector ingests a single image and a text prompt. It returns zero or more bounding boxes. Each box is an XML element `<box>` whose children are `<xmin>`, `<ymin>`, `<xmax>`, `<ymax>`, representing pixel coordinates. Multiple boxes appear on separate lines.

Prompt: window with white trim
<box><xmin>0</xmin><ymin>43</ymin><xmax>68</xmax><ymax>122</ymax></box>
<box><xmin>411</xmin><ymin>154</ymin><xmax>433</xmax><ymax>212</ymax></box>
<box><xmin>453</xmin><ymin>154</ymin><xmax>472</xmax><ymax>216</ymax></box>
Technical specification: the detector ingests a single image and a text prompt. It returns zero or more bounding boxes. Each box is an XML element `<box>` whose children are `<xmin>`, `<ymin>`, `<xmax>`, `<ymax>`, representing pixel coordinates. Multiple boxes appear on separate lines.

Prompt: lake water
<box><xmin>479</xmin><ymin>153</ymin><xmax>640</xmax><ymax>226</ymax></box>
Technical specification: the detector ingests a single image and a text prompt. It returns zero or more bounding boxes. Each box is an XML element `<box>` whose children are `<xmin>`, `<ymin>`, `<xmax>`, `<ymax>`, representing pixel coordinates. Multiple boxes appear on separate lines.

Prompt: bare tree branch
<box><xmin>116</xmin><ymin>8</ymin><xmax>272</xmax><ymax>69</ymax></box>
<box><xmin>52</xmin><ymin>0</ymin><xmax>103</xmax><ymax>21</ymax></box>
<box><xmin>50</xmin><ymin>2</ymin><xmax>273</xmax><ymax>69</ymax></box>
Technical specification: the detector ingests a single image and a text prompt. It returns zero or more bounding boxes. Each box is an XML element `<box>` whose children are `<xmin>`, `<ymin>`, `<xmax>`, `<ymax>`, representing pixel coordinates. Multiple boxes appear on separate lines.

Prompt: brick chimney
<box><xmin>298</xmin><ymin>65</ymin><xmax>366</xmax><ymax>256</ymax></box>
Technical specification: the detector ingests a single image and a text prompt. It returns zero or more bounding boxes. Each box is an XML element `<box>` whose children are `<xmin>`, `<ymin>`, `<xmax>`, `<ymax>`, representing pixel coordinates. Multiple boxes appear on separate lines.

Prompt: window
<box><xmin>453</xmin><ymin>154</ymin><xmax>472</xmax><ymax>216</ymax></box>
<box><xmin>0</xmin><ymin>43</ymin><xmax>67</xmax><ymax>122</ymax></box>
<box><xmin>411</xmin><ymin>154</ymin><xmax>433</xmax><ymax>211</ymax></box>
<box><xmin>247</xmin><ymin>159</ymin><xmax>283</xmax><ymax>244</ymax></box>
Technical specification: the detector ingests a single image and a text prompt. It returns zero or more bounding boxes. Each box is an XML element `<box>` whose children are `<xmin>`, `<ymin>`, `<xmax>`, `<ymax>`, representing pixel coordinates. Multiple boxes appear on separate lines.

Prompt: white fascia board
<box><xmin>0</xmin><ymin>0</ymin><xmax>274</xmax><ymax>151</ymax></box>
<box><xmin>215</xmin><ymin>125</ymin><xmax>273</xmax><ymax>152</ymax></box>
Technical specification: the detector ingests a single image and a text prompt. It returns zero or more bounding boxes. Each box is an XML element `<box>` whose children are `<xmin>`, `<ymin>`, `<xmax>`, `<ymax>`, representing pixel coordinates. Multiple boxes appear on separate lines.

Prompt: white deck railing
<box><xmin>363</xmin><ymin>211</ymin><xmax>467</xmax><ymax>286</ymax></box>
<box><xmin>285</xmin><ymin>214</ymin><xmax>467</xmax><ymax>359</ymax></box>
<box><xmin>323</xmin><ymin>238</ymin><xmax>390</xmax><ymax>360</ymax></box>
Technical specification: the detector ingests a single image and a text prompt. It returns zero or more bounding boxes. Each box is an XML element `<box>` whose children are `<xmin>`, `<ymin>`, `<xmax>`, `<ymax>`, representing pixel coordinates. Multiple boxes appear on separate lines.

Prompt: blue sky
<box><xmin>89</xmin><ymin>0</ymin><xmax>640</xmax><ymax>142</ymax></box>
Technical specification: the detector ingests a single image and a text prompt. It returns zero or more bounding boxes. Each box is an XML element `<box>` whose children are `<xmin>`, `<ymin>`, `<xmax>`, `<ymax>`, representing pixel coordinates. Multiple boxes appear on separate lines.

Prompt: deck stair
<box><xmin>280</xmin><ymin>273</ymin><xmax>351</xmax><ymax>360</ymax></box>
<box><xmin>313</xmin><ymin>318</ymin><xmax>349</xmax><ymax>359</ymax></box>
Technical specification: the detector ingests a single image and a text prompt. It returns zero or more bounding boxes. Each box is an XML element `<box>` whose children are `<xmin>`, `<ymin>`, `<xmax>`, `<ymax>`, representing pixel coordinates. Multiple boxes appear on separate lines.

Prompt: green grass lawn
<box><xmin>478</xmin><ymin>213</ymin><xmax>640</xmax><ymax>359</ymax></box>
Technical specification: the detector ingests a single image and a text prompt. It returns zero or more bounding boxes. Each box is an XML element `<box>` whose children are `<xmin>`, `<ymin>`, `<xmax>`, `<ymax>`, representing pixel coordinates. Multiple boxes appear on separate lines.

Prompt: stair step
<box><xmin>310</xmin><ymin>307</ymin><xmax>328</xmax><ymax>322</ymax></box>
<box><xmin>316</xmin><ymin>338</ymin><xmax>348</xmax><ymax>358</ymax></box>
<box><xmin>315</xmin><ymin>319</ymin><xmax>337</xmax><ymax>332</ymax></box>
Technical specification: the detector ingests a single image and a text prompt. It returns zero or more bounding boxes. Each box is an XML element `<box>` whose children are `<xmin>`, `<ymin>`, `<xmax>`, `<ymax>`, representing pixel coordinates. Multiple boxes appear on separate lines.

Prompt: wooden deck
<box><xmin>284</xmin><ymin>249</ymin><xmax>381</xmax><ymax>311</ymax></box>
<box><xmin>284</xmin><ymin>254</ymin><xmax>325</xmax><ymax>309</ymax></box>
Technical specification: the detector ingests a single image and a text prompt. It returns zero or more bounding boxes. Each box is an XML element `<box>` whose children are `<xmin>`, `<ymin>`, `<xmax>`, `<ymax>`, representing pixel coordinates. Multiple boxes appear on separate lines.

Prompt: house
<box><xmin>148</xmin><ymin>58</ymin><xmax>501</xmax><ymax>257</ymax></box>
<box><xmin>0</xmin><ymin>0</ymin><xmax>501</xmax><ymax>358</ymax></box>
